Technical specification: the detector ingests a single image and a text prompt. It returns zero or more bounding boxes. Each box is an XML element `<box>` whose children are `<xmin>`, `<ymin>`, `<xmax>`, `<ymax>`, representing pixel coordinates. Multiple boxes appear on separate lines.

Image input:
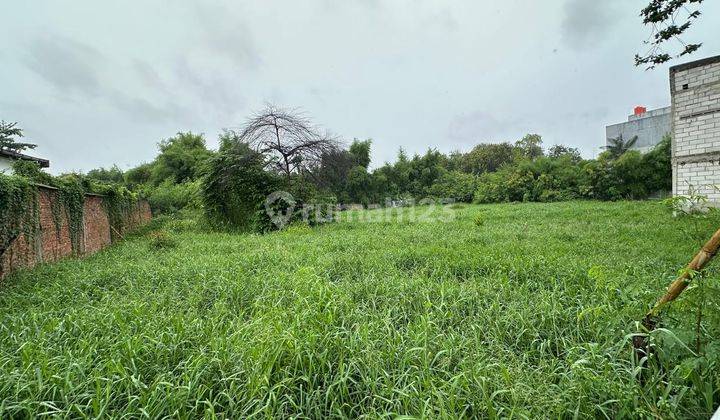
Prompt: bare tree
<box><xmin>235</xmin><ymin>105</ymin><xmax>340</xmax><ymax>185</ymax></box>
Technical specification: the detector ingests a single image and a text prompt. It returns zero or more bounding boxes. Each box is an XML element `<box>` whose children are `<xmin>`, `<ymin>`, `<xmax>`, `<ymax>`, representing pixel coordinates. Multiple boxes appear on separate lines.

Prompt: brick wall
<box><xmin>671</xmin><ymin>56</ymin><xmax>720</xmax><ymax>200</ymax></box>
<box><xmin>674</xmin><ymin>161</ymin><xmax>720</xmax><ymax>201</ymax></box>
<box><xmin>83</xmin><ymin>195</ymin><xmax>111</xmax><ymax>255</ymax></box>
<box><xmin>0</xmin><ymin>185</ymin><xmax>151</xmax><ymax>278</ymax></box>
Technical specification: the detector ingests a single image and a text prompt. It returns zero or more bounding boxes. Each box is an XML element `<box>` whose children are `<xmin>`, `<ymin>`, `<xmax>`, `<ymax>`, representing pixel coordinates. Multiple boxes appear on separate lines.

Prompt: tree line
<box><xmin>77</xmin><ymin>106</ymin><xmax>671</xmax><ymax>231</ymax></box>
<box><xmin>2</xmin><ymin>106</ymin><xmax>672</xmax><ymax>232</ymax></box>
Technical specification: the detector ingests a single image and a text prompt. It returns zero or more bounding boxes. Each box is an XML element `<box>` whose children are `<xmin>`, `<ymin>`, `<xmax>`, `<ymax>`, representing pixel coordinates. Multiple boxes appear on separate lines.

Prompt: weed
<box><xmin>473</xmin><ymin>213</ymin><xmax>485</xmax><ymax>226</ymax></box>
<box><xmin>147</xmin><ymin>230</ymin><xmax>178</xmax><ymax>250</ymax></box>
<box><xmin>0</xmin><ymin>201</ymin><xmax>718</xmax><ymax>418</ymax></box>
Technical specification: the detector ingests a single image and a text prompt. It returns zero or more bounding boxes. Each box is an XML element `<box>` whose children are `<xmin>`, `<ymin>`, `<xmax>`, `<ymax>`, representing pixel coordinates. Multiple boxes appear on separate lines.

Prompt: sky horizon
<box><xmin>1</xmin><ymin>1</ymin><xmax>719</xmax><ymax>174</ymax></box>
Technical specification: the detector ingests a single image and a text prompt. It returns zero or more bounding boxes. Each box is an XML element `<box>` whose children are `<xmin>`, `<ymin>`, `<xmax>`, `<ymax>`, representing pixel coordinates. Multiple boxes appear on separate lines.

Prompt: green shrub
<box><xmin>426</xmin><ymin>170</ymin><xmax>477</xmax><ymax>202</ymax></box>
<box><xmin>0</xmin><ymin>174</ymin><xmax>38</xmax><ymax>274</ymax></box>
<box><xmin>11</xmin><ymin>160</ymin><xmax>54</xmax><ymax>184</ymax></box>
<box><xmin>202</xmin><ymin>142</ymin><xmax>281</xmax><ymax>231</ymax></box>
<box><xmin>472</xmin><ymin>142</ymin><xmax>671</xmax><ymax>204</ymax></box>
<box><xmin>282</xmin><ymin>223</ymin><xmax>313</xmax><ymax>235</ymax></box>
<box><xmin>147</xmin><ymin>230</ymin><xmax>178</xmax><ymax>250</ymax></box>
<box><xmin>148</xmin><ymin>180</ymin><xmax>201</xmax><ymax>215</ymax></box>
<box><xmin>641</xmin><ymin>135</ymin><xmax>672</xmax><ymax>194</ymax></box>
<box><xmin>473</xmin><ymin>171</ymin><xmax>507</xmax><ymax>203</ymax></box>
<box><xmin>165</xmin><ymin>217</ymin><xmax>199</xmax><ymax>233</ymax></box>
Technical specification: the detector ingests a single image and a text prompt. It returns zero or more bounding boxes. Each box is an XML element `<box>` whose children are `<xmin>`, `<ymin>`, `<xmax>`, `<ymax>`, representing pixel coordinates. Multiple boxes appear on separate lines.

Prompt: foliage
<box><xmin>664</xmin><ymin>183</ymin><xmax>713</xmax><ymax>218</ymax></box>
<box><xmin>461</xmin><ymin>142</ymin><xmax>515</xmax><ymax>174</ymax></box>
<box><xmin>202</xmin><ymin>141</ymin><xmax>280</xmax><ymax>231</ymax></box>
<box><xmin>83</xmin><ymin>116</ymin><xmax>671</xmax><ymax>225</ymax></box>
<box><xmin>405</xmin><ymin>149</ymin><xmax>448</xmax><ymax>197</ymax></box>
<box><xmin>473</xmin><ymin>137</ymin><xmax>672</xmax><ymax>204</ymax></box>
<box><xmin>346</xmin><ymin>165</ymin><xmax>373</xmax><ymax>205</ymax></box>
<box><xmin>0</xmin><ymin>121</ymin><xmax>36</xmax><ymax>153</ymax></box>
<box><xmin>514</xmin><ymin>133</ymin><xmax>544</xmax><ymax>160</ymax></box>
<box><xmin>147</xmin><ymin>230</ymin><xmax>178</xmax><ymax>250</ymax></box>
<box><xmin>11</xmin><ymin>162</ymin><xmax>87</xmax><ymax>253</ymax></box>
<box><xmin>151</xmin><ymin>132</ymin><xmax>213</xmax><ymax>185</ymax></box>
<box><xmin>636</xmin><ymin>0</ymin><xmax>705</xmax><ymax>69</ymax></box>
<box><xmin>474</xmin><ymin>156</ymin><xmax>585</xmax><ymax>203</ymax></box>
<box><xmin>94</xmin><ymin>182</ymin><xmax>141</xmax><ymax>240</ymax></box>
<box><xmin>0</xmin><ymin>174</ymin><xmax>38</xmax><ymax>275</ymax></box>
<box><xmin>349</xmin><ymin>138</ymin><xmax>372</xmax><ymax>168</ymax></box>
<box><xmin>300</xmin><ymin>131</ymin><xmax>670</xmax><ymax>207</ymax></box>
<box><xmin>473</xmin><ymin>213</ymin><xmax>484</xmax><ymax>226</ymax></box>
<box><xmin>147</xmin><ymin>180</ymin><xmax>202</xmax><ymax>215</ymax></box>
<box><xmin>55</xmin><ymin>174</ymin><xmax>87</xmax><ymax>253</ymax></box>
<box><xmin>548</xmin><ymin>144</ymin><xmax>582</xmax><ymax>162</ymax></box>
<box><xmin>0</xmin><ymin>202</ymin><xmax>719</xmax><ymax>417</ymax></box>
<box><xmin>312</xmin><ymin>149</ymin><xmax>358</xmax><ymax>203</ymax></box>
<box><xmin>604</xmin><ymin>134</ymin><xmax>639</xmax><ymax>159</ymax></box>
<box><xmin>427</xmin><ymin>170</ymin><xmax>477</xmax><ymax>203</ymax></box>
<box><xmin>641</xmin><ymin>134</ymin><xmax>672</xmax><ymax>193</ymax></box>
<box><xmin>124</xmin><ymin>163</ymin><xmax>154</xmax><ymax>187</ymax></box>
<box><xmin>2</xmin><ymin>161</ymin><xmax>142</xmax><ymax>258</ymax></box>
<box><xmin>10</xmin><ymin>160</ymin><xmax>54</xmax><ymax>184</ymax></box>
<box><xmin>86</xmin><ymin>165</ymin><xmax>124</xmax><ymax>184</ymax></box>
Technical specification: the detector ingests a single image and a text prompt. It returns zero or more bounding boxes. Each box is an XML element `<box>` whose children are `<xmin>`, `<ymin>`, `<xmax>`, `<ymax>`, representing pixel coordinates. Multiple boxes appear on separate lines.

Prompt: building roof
<box><xmin>669</xmin><ymin>54</ymin><xmax>720</xmax><ymax>74</ymax></box>
<box><xmin>0</xmin><ymin>149</ymin><xmax>50</xmax><ymax>168</ymax></box>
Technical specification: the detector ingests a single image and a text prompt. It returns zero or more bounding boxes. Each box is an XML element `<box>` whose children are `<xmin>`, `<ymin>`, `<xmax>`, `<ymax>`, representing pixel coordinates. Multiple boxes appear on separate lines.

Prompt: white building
<box><xmin>671</xmin><ymin>55</ymin><xmax>720</xmax><ymax>201</ymax></box>
<box><xmin>606</xmin><ymin>106</ymin><xmax>671</xmax><ymax>154</ymax></box>
<box><xmin>0</xmin><ymin>149</ymin><xmax>50</xmax><ymax>173</ymax></box>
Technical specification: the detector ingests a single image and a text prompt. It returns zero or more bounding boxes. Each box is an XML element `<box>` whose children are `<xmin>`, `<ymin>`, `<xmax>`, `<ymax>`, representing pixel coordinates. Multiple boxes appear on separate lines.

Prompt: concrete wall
<box><xmin>0</xmin><ymin>185</ymin><xmax>151</xmax><ymax>278</ymax></box>
<box><xmin>671</xmin><ymin>55</ymin><xmax>720</xmax><ymax>201</ymax></box>
<box><xmin>605</xmin><ymin>107</ymin><xmax>671</xmax><ymax>153</ymax></box>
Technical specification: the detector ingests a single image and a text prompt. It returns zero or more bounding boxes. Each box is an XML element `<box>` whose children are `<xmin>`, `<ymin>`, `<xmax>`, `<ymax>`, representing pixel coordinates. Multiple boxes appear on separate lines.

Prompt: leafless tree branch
<box><xmin>233</xmin><ymin>104</ymin><xmax>341</xmax><ymax>183</ymax></box>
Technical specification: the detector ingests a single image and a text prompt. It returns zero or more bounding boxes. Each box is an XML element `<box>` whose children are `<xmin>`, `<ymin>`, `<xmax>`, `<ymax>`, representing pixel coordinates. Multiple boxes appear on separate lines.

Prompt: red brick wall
<box><xmin>82</xmin><ymin>195</ymin><xmax>111</xmax><ymax>255</ymax></box>
<box><xmin>0</xmin><ymin>186</ymin><xmax>151</xmax><ymax>278</ymax></box>
<box><xmin>40</xmin><ymin>188</ymin><xmax>73</xmax><ymax>263</ymax></box>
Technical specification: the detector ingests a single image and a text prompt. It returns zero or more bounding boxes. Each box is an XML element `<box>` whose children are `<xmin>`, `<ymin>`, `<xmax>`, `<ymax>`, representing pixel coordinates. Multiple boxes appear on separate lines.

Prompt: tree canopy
<box><xmin>0</xmin><ymin>121</ymin><xmax>37</xmax><ymax>153</ymax></box>
<box><xmin>604</xmin><ymin>134</ymin><xmax>639</xmax><ymax>159</ymax></box>
<box><xmin>151</xmin><ymin>132</ymin><xmax>213</xmax><ymax>185</ymax></box>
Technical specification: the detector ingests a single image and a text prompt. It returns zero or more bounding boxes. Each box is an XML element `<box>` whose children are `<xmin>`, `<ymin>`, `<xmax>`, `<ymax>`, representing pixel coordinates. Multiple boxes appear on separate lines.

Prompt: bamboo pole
<box><xmin>634</xmin><ymin>226</ymin><xmax>720</xmax><ymax>358</ymax></box>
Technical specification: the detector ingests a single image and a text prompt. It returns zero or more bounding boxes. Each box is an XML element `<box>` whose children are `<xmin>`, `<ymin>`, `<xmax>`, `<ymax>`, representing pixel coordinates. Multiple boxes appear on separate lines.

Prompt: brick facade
<box><xmin>671</xmin><ymin>55</ymin><xmax>720</xmax><ymax>200</ymax></box>
<box><xmin>0</xmin><ymin>185</ymin><xmax>151</xmax><ymax>278</ymax></box>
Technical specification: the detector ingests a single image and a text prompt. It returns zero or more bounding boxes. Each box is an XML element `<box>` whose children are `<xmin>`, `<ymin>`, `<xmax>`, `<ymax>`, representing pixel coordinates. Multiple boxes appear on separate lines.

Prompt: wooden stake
<box><xmin>634</xmin><ymin>227</ymin><xmax>720</xmax><ymax>360</ymax></box>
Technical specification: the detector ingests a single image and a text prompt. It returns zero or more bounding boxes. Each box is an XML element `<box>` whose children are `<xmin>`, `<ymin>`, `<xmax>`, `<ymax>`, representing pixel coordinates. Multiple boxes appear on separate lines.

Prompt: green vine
<box><xmin>58</xmin><ymin>178</ymin><xmax>86</xmax><ymax>254</ymax></box>
<box><xmin>1</xmin><ymin>161</ymin><xmax>143</xmax><ymax>270</ymax></box>
<box><xmin>97</xmin><ymin>184</ymin><xmax>140</xmax><ymax>240</ymax></box>
<box><xmin>49</xmin><ymin>191</ymin><xmax>64</xmax><ymax>240</ymax></box>
<box><xmin>0</xmin><ymin>174</ymin><xmax>39</xmax><ymax>275</ymax></box>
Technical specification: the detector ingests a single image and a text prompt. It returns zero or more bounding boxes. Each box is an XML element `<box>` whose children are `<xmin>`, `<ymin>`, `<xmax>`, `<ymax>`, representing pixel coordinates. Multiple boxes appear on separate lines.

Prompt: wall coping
<box><xmin>33</xmin><ymin>182</ymin><xmax>124</xmax><ymax>197</ymax></box>
<box><xmin>669</xmin><ymin>55</ymin><xmax>720</xmax><ymax>74</ymax></box>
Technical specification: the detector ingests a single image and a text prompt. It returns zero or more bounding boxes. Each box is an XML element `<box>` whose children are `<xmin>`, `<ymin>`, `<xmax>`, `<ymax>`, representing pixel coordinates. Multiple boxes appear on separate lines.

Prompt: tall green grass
<box><xmin>0</xmin><ymin>201</ymin><xmax>718</xmax><ymax>418</ymax></box>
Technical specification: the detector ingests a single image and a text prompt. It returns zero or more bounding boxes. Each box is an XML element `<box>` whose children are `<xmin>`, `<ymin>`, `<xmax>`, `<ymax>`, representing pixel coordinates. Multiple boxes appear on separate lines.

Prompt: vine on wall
<box><xmin>95</xmin><ymin>183</ymin><xmax>140</xmax><ymax>240</ymax></box>
<box><xmin>0</xmin><ymin>175</ymin><xmax>39</xmax><ymax>275</ymax></box>
<box><xmin>11</xmin><ymin>161</ymin><xmax>88</xmax><ymax>255</ymax></box>
<box><xmin>59</xmin><ymin>178</ymin><xmax>86</xmax><ymax>254</ymax></box>
<box><xmin>1</xmin><ymin>161</ymin><xmax>142</xmax><ymax>272</ymax></box>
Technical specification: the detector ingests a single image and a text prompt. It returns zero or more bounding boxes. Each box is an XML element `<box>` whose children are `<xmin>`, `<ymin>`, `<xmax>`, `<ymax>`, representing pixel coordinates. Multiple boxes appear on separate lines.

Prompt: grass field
<box><xmin>1</xmin><ymin>201</ymin><xmax>719</xmax><ymax>418</ymax></box>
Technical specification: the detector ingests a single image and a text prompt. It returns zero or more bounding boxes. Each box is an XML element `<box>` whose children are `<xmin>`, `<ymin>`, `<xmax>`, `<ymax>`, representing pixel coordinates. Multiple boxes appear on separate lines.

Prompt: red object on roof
<box><xmin>634</xmin><ymin>106</ymin><xmax>647</xmax><ymax>116</ymax></box>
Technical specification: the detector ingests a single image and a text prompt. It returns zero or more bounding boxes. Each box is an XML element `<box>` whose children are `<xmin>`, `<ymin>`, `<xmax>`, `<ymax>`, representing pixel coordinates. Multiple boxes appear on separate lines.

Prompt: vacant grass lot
<box><xmin>1</xmin><ymin>201</ymin><xmax>719</xmax><ymax>418</ymax></box>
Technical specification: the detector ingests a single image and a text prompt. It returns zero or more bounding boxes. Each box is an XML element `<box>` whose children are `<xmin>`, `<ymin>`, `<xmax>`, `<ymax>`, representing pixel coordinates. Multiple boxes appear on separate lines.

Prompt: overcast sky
<box><xmin>1</xmin><ymin>1</ymin><xmax>719</xmax><ymax>174</ymax></box>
